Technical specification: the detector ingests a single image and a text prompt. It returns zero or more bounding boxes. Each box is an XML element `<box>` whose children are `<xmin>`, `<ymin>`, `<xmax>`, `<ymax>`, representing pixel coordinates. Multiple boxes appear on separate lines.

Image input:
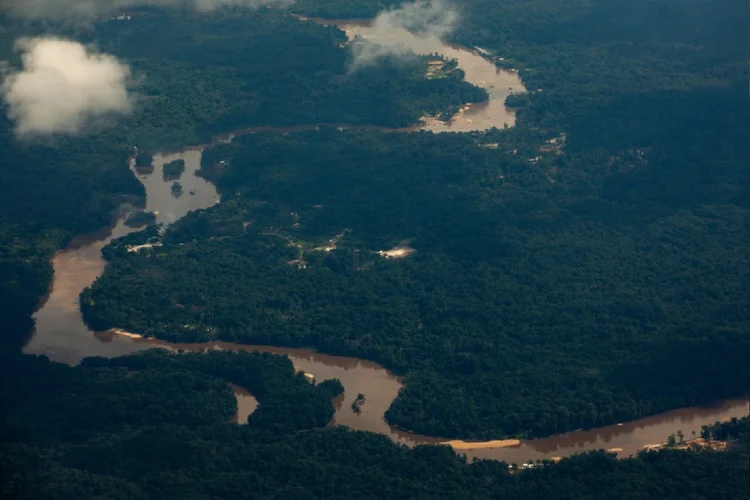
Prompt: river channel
<box><xmin>23</xmin><ymin>19</ymin><xmax>748</xmax><ymax>464</ymax></box>
<box><xmin>309</xmin><ymin>17</ymin><xmax>526</xmax><ymax>132</ymax></box>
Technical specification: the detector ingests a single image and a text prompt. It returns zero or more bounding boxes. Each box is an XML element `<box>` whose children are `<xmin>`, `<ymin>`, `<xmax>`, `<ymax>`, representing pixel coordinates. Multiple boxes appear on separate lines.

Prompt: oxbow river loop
<box><xmin>24</xmin><ymin>18</ymin><xmax>749</xmax><ymax>463</ymax></box>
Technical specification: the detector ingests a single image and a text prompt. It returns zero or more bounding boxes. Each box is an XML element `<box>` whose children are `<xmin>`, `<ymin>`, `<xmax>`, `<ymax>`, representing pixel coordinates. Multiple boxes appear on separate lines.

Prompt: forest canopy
<box><xmin>2</xmin><ymin>350</ymin><xmax>748</xmax><ymax>499</ymax></box>
<box><xmin>83</xmin><ymin>124</ymin><xmax>748</xmax><ymax>439</ymax></box>
<box><xmin>0</xmin><ymin>8</ymin><xmax>482</xmax><ymax>347</ymax></box>
<box><xmin>69</xmin><ymin>0</ymin><xmax>750</xmax><ymax>440</ymax></box>
<box><xmin>1</xmin><ymin>0</ymin><xmax>748</xmax><ymax>497</ymax></box>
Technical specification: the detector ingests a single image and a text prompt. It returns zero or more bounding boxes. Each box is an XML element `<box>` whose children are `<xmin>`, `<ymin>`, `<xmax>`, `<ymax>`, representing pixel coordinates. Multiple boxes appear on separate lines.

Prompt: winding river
<box><xmin>23</xmin><ymin>20</ymin><xmax>748</xmax><ymax>464</ymax></box>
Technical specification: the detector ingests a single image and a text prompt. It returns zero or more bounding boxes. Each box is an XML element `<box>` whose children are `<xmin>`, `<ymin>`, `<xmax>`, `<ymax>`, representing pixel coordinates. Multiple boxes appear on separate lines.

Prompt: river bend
<box><xmin>23</xmin><ymin>19</ymin><xmax>748</xmax><ymax>463</ymax></box>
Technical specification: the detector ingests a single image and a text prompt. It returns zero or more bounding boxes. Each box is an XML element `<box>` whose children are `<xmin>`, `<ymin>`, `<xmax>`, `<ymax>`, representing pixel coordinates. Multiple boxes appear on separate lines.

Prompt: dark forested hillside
<box><xmin>2</xmin><ymin>350</ymin><xmax>748</xmax><ymax>500</ymax></box>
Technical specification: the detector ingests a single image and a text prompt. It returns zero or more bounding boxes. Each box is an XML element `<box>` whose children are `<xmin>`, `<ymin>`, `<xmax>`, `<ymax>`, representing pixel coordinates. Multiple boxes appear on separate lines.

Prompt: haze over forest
<box><xmin>0</xmin><ymin>0</ymin><xmax>748</xmax><ymax>498</ymax></box>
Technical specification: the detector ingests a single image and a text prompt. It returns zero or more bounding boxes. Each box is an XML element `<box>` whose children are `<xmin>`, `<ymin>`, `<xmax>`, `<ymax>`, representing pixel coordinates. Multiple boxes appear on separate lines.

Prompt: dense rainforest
<box><xmin>0</xmin><ymin>8</ymin><xmax>481</xmax><ymax>349</ymax></box>
<box><xmin>80</xmin><ymin>0</ymin><xmax>749</xmax><ymax>439</ymax></box>
<box><xmin>2</xmin><ymin>349</ymin><xmax>749</xmax><ymax>500</ymax></box>
<box><xmin>90</xmin><ymin>9</ymin><xmax>485</xmax><ymax>145</ymax></box>
<box><xmin>1</xmin><ymin>0</ymin><xmax>748</xmax><ymax>497</ymax></box>
<box><xmin>83</xmin><ymin>126</ymin><xmax>749</xmax><ymax>439</ymax></box>
<box><xmin>0</xmin><ymin>120</ymin><xmax>144</xmax><ymax>346</ymax></box>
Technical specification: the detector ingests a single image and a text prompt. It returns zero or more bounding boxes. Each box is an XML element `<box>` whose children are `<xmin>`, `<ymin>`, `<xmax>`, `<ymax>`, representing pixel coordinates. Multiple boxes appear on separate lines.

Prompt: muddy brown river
<box><xmin>23</xmin><ymin>19</ymin><xmax>748</xmax><ymax>463</ymax></box>
<box><xmin>307</xmin><ymin>17</ymin><xmax>526</xmax><ymax>132</ymax></box>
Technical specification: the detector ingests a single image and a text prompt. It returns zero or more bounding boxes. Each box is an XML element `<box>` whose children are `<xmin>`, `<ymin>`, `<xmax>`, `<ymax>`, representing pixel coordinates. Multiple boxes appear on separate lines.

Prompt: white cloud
<box><xmin>351</xmin><ymin>0</ymin><xmax>458</xmax><ymax>68</ymax></box>
<box><xmin>2</xmin><ymin>37</ymin><xmax>133</xmax><ymax>137</ymax></box>
<box><xmin>0</xmin><ymin>0</ymin><xmax>293</xmax><ymax>22</ymax></box>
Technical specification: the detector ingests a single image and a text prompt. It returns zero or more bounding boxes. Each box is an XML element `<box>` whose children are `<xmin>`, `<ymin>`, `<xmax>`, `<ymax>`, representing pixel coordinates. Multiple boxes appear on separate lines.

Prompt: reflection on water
<box><xmin>309</xmin><ymin>17</ymin><xmax>526</xmax><ymax>132</ymax></box>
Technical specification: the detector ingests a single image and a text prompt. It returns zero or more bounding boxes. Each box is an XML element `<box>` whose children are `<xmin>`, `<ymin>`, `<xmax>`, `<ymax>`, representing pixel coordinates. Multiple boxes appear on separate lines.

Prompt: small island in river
<box><xmin>124</xmin><ymin>209</ymin><xmax>157</xmax><ymax>228</ymax></box>
<box><xmin>134</xmin><ymin>152</ymin><xmax>154</xmax><ymax>173</ymax></box>
<box><xmin>351</xmin><ymin>393</ymin><xmax>366</xmax><ymax>414</ymax></box>
<box><xmin>163</xmin><ymin>159</ymin><xmax>186</xmax><ymax>181</ymax></box>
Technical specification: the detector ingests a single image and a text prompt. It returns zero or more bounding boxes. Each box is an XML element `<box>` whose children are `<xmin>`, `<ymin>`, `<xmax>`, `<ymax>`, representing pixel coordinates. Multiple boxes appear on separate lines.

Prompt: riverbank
<box><xmin>25</xmin><ymin>133</ymin><xmax>749</xmax><ymax>464</ymax></box>
<box><xmin>21</xmin><ymin>15</ymin><xmax>748</xmax><ymax>465</ymax></box>
<box><xmin>324</xmin><ymin>17</ymin><xmax>526</xmax><ymax>132</ymax></box>
<box><xmin>25</xmin><ymin>132</ymin><xmax>749</xmax><ymax>464</ymax></box>
<box><xmin>102</xmin><ymin>327</ymin><xmax>749</xmax><ymax>462</ymax></box>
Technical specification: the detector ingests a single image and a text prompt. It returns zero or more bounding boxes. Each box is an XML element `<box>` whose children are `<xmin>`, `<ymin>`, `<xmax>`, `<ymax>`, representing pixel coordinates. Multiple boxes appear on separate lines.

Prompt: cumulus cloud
<box><xmin>0</xmin><ymin>0</ymin><xmax>293</xmax><ymax>23</ymax></box>
<box><xmin>351</xmin><ymin>0</ymin><xmax>458</xmax><ymax>68</ymax></box>
<box><xmin>2</xmin><ymin>37</ymin><xmax>133</xmax><ymax>137</ymax></box>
